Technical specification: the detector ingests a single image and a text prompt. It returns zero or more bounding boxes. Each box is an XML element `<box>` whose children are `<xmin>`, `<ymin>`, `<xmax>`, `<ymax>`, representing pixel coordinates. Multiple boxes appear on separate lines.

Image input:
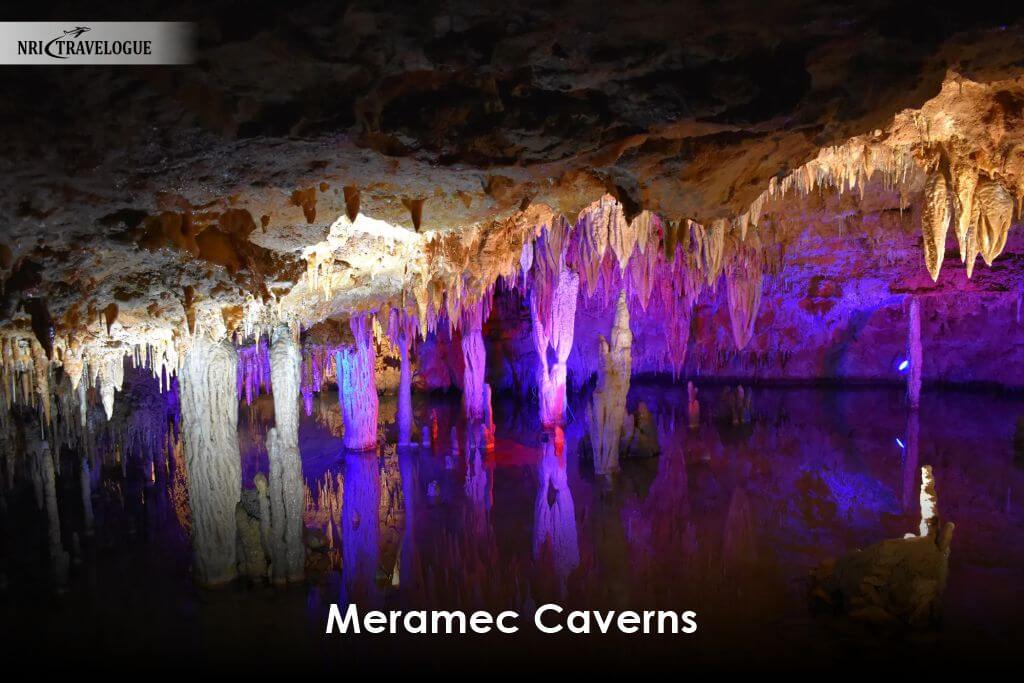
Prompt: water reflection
<box><xmin>5</xmin><ymin>383</ymin><xmax>1024</xmax><ymax>668</ymax></box>
<box><xmin>532</xmin><ymin>428</ymin><xmax>578</xmax><ymax>598</ymax></box>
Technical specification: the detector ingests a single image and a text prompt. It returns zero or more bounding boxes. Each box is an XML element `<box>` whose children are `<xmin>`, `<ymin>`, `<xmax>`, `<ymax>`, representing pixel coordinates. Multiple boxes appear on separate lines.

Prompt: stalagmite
<box><xmin>461</xmin><ymin>299</ymin><xmax>487</xmax><ymax>422</ymax></box>
<box><xmin>530</xmin><ymin>266</ymin><xmax>580</xmax><ymax>427</ymax></box>
<box><xmin>921</xmin><ymin>171</ymin><xmax>952</xmax><ymax>281</ymax></box>
<box><xmin>264</xmin><ymin>325</ymin><xmax>306</xmax><ymax>583</ymax></box>
<box><xmin>335</xmin><ymin>315</ymin><xmax>378</xmax><ymax>451</ymax></box>
<box><xmin>919</xmin><ymin>464</ymin><xmax>938</xmax><ymax>538</ymax></box>
<box><xmin>180</xmin><ymin>336</ymin><xmax>242</xmax><ymax>586</ymax></box>
<box><xmin>907</xmin><ymin>298</ymin><xmax>922</xmax><ymax>409</ymax></box>
<box><xmin>588</xmin><ymin>292</ymin><xmax>632</xmax><ymax>476</ymax></box>
<box><xmin>34</xmin><ymin>441</ymin><xmax>68</xmax><ymax>589</ymax></box>
<box><xmin>974</xmin><ymin>178</ymin><xmax>1013</xmax><ymax>266</ymax></box>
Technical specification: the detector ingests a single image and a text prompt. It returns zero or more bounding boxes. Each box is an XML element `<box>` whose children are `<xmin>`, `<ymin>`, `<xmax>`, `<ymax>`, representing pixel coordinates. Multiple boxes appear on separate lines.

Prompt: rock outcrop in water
<box><xmin>812</xmin><ymin>465</ymin><xmax>955</xmax><ymax>625</ymax></box>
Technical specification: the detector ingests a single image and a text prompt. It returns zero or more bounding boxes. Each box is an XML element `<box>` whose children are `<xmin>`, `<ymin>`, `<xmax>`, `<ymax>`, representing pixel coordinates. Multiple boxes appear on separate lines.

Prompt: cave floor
<box><xmin>2</xmin><ymin>384</ymin><xmax>1023</xmax><ymax>672</ymax></box>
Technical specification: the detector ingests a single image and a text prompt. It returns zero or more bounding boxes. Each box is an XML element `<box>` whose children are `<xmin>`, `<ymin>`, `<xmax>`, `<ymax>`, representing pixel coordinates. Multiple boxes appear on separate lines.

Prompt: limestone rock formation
<box><xmin>530</xmin><ymin>264</ymin><xmax>580</xmax><ymax>427</ymax></box>
<box><xmin>812</xmin><ymin>466</ymin><xmax>955</xmax><ymax>626</ymax></box>
<box><xmin>265</xmin><ymin>325</ymin><xmax>306</xmax><ymax>583</ymax></box>
<box><xmin>587</xmin><ymin>292</ymin><xmax>632</xmax><ymax>476</ymax></box>
<box><xmin>336</xmin><ymin>315</ymin><xmax>379</xmax><ymax>451</ymax></box>
<box><xmin>180</xmin><ymin>337</ymin><xmax>242</xmax><ymax>587</ymax></box>
<box><xmin>921</xmin><ymin>170</ymin><xmax>952</xmax><ymax>281</ymax></box>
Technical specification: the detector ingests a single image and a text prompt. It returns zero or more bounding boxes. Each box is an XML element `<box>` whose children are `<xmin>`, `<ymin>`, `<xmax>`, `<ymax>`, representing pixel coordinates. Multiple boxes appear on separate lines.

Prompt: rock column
<box><xmin>181</xmin><ymin>336</ymin><xmax>242</xmax><ymax>587</ymax></box>
<box><xmin>265</xmin><ymin>325</ymin><xmax>306</xmax><ymax>583</ymax></box>
<box><xmin>336</xmin><ymin>315</ymin><xmax>379</xmax><ymax>451</ymax></box>
<box><xmin>461</xmin><ymin>300</ymin><xmax>487</xmax><ymax>422</ymax></box>
<box><xmin>907</xmin><ymin>298</ymin><xmax>922</xmax><ymax>409</ymax></box>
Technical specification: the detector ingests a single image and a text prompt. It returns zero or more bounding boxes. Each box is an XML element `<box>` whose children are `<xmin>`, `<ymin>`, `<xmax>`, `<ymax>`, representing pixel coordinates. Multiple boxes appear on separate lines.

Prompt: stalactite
<box><xmin>530</xmin><ymin>265</ymin><xmax>580</xmax><ymax>427</ymax></box>
<box><xmin>974</xmin><ymin>178</ymin><xmax>1013</xmax><ymax>266</ymax></box>
<box><xmin>336</xmin><ymin>314</ymin><xmax>378</xmax><ymax>451</ymax></box>
<box><xmin>264</xmin><ymin>325</ymin><xmax>306</xmax><ymax>583</ymax></box>
<box><xmin>951</xmin><ymin>162</ymin><xmax>977</xmax><ymax>264</ymax></box>
<box><xmin>907</xmin><ymin>298</ymin><xmax>922</xmax><ymax>409</ymax></box>
<box><xmin>30</xmin><ymin>342</ymin><xmax>51</xmax><ymax>427</ymax></box>
<box><xmin>725</xmin><ymin>251</ymin><xmax>764</xmax><ymax>351</ymax></box>
<box><xmin>180</xmin><ymin>336</ymin><xmax>241</xmax><ymax>586</ymax></box>
<box><xmin>588</xmin><ymin>291</ymin><xmax>631</xmax><ymax>476</ymax></box>
<box><xmin>460</xmin><ymin>298</ymin><xmax>487</xmax><ymax>421</ymax></box>
<box><xmin>921</xmin><ymin>170</ymin><xmax>952</xmax><ymax>281</ymax></box>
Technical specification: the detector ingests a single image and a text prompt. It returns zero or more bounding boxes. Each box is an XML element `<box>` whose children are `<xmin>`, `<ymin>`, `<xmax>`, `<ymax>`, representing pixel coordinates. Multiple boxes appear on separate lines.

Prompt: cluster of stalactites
<box><xmin>237</xmin><ymin>341</ymin><xmax>272</xmax><ymax>406</ymax></box>
<box><xmin>770</xmin><ymin>133</ymin><xmax>1018</xmax><ymax>282</ymax></box>
<box><xmin>920</xmin><ymin>146</ymin><xmax>1017</xmax><ymax>281</ymax></box>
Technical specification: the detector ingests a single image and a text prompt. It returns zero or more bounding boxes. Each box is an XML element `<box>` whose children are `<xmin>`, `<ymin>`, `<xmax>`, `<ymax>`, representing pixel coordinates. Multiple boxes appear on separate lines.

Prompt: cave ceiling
<box><xmin>3</xmin><ymin>0</ymin><xmax>1024</xmax><ymax>377</ymax></box>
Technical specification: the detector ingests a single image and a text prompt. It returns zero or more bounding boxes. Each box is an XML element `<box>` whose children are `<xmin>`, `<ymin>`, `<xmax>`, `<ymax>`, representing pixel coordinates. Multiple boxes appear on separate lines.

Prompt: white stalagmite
<box><xmin>76</xmin><ymin>374</ymin><xmax>88</xmax><ymax>429</ymax></box>
<box><xmin>530</xmin><ymin>266</ymin><xmax>580</xmax><ymax>427</ymax></box>
<box><xmin>265</xmin><ymin>325</ymin><xmax>306</xmax><ymax>583</ymax></box>
<box><xmin>461</xmin><ymin>300</ymin><xmax>486</xmax><ymax>422</ymax></box>
<box><xmin>907</xmin><ymin>298</ymin><xmax>922</xmax><ymax>409</ymax></box>
<box><xmin>921</xmin><ymin>171</ymin><xmax>952</xmax><ymax>281</ymax></box>
<box><xmin>180</xmin><ymin>336</ymin><xmax>242</xmax><ymax>587</ymax></box>
<box><xmin>919</xmin><ymin>464</ymin><xmax>938</xmax><ymax>537</ymax></box>
<box><xmin>588</xmin><ymin>291</ymin><xmax>632</xmax><ymax>476</ymax></box>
